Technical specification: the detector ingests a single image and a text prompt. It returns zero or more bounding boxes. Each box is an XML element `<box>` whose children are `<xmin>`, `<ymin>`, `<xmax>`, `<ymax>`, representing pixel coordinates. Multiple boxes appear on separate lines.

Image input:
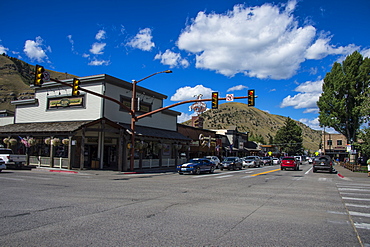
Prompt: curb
<box><xmin>49</xmin><ymin>169</ymin><xmax>78</xmax><ymax>174</ymax></box>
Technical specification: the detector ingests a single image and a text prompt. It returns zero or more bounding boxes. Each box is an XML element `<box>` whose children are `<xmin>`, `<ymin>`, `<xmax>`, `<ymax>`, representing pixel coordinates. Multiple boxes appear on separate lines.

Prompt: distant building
<box><xmin>321</xmin><ymin>132</ymin><xmax>347</xmax><ymax>161</ymax></box>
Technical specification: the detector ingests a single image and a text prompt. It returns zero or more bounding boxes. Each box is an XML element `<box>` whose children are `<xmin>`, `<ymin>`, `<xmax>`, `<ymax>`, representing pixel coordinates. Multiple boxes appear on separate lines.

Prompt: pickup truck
<box><xmin>0</xmin><ymin>148</ymin><xmax>27</xmax><ymax>168</ymax></box>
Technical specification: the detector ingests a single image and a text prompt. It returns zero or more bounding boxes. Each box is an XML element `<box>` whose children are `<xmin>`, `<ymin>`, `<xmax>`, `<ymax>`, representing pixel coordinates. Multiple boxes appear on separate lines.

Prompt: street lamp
<box><xmin>130</xmin><ymin>70</ymin><xmax>172</xmax><ymax>171</ymax></box>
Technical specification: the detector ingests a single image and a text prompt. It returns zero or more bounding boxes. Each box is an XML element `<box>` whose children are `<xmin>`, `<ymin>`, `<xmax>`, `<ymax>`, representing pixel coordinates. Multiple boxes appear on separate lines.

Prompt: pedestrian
<box><xmin>367</xmin><ymin>158</ymin><xmax>370</xmax><ymax>177</ymax></box>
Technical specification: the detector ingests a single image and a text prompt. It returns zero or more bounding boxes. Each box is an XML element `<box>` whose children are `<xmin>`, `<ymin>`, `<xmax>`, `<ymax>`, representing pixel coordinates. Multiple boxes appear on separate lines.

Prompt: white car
<box><xmin>204</xmin><ymin>156</ymin><xmax>221</xmax><ymax>168</ymax></box>
<box><xmin>272</xmin><ymin>158</ymin><xmax>280</xmax><ymax>165</ymax></box>
<box><xmin>0</xmin><ymin>158</ymin><xmax>6</xmax><ymax>172</ymax></box>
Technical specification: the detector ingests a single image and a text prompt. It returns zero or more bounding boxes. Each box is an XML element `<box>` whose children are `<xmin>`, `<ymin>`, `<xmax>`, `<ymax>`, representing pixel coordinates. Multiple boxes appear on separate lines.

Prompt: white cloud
<box><xmin>23</xmin><ymin>36</ymin><xmax>51</xmax><ymax>62</ymax></box>
<box><xmin>305</xmin><ymin>36</ymin><xmax>358</xmax><ymax>60</ymax></box>
<box><xmin>88</xmin><ymin>59</ymin><xmax>110</xmax><ymax>66</ymax></box>
<box><xmin>154</xmin><ymin>49</ymin><xmax>189</xmax><ymax>68</ymax></box>
<box><xmin>170</xmin><ymin>85</ymin><xmax>214</xmax><ymax>101</ymax></box>
<box><xmin>67</xmin><ymin>35</ymin><xmax>75</xmax><ymax>53</ymax></box>
<box><xmin>177</xmin><ymin>112</ymin><xmax>197</xmax><ymax>123</ymax></box>
<box><xmin>177</xmin><ymin>0</ymin><xmax>354</xmax><ymax>79</ymax></box>
<box><xmin>0</xmin><ymin>44</ymin><xmax>8</xmax><ymax>54</ymax></box>
<box><xmin>280</xmin><ymin>80</ymin><xmax>323</xmax><ymax>111</ymax></box>
<box><xmin>127</xmin><ymin>28</ymin><xmax>155</xmax><ymax>51</ymax></box>
<box><xmin>227</xmin><ymin>85</ymin><xmax>248</xmax><ymax>92</ymax></box>
<box><xmin>89</xmin><ymin>42</ymin><xmax>106</xmax><ymax>55</ymax></box>
<box><xmin>95</xmin><ymin>30</ymin><xmax>106</xmax><ymax>40</ymax></box>
<box><xmin>361</xmin><ymin>48</ymin><xmax>370</xmax><ymax>58</ymax></box>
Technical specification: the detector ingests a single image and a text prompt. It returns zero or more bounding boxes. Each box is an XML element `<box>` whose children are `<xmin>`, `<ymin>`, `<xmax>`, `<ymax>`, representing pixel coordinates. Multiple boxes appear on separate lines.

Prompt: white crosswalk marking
<box><xmin>337</xmin><ymin>181</ymin><xmax>370</xmax><ymax>246</ymax></box>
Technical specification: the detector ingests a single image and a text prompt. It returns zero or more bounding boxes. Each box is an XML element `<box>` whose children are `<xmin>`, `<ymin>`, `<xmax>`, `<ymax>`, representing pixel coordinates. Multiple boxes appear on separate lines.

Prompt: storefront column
<box><xmin>118</xmin><ymin>129</ymin><xmax>124</xmax><ymax>172</ymax></box>
<box><xmin>67</xmin><ymin>136</ymin><xmax>72</xmax><ymax>170</ymax></box>
<box><xmin>80</xmin><ymin>127</ymin><xmax>85</xmax><ymax>169</ymax></box>
<box><xmin>49</xmin><ymin>136</ymin><xmax>54</xmax><ymax>168</ymax></box>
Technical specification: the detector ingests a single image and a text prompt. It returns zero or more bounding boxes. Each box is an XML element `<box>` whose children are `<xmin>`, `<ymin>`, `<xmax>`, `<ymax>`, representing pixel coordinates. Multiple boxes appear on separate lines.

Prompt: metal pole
<box><xmin>129</xmin><ymin>70</ymin><xmax>172</xmax><ymax>171</ymax></box>
<box><xmin>130</xmin><ymin>80</ymin><xmax>137</xmax><ymax>171</ymax></box>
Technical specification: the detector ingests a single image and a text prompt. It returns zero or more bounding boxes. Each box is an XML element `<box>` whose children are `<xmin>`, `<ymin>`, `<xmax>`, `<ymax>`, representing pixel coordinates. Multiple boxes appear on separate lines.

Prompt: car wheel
<box><xmin>220</xmin><ymin>167</ymin><xmax>223</xmax><ymax>171</ymax></box>
<box><xmin>313</xmin><ymin>168</ymin><xmax>317</xmax><ymax>173</ymax></box>
<box><xmin>193</xmin><ymin>167</ymin><xmax>201</xmax><ymax>175</ymax></box>
<box><xmin>209</xmin><ymin>166</ymin><xmax>215</xmax><ymax>174</ymax></box>
<box><xmin>178</xmin><ymin>172</ymin><xmax>183</xmax><ymax>175</ymax></box>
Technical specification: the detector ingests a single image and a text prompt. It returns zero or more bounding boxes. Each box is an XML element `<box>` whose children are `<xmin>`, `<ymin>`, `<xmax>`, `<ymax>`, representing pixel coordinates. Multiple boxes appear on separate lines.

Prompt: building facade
<box><xmin>0</xmin><ymin>74</ymin><xmax>190</xmax><ymax>171</ymax></box>
<box><xmin>321</xmin><ymin>132</ymin><xmax>348</xmax><ymax>161</ymax></box>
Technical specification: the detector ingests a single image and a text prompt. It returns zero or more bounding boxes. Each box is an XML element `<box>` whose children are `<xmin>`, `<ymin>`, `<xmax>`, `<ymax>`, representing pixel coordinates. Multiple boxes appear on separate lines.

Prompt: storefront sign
<box><xmin>48</xmin><ymin>96</ymin><xmax>84</xmax><ymax>109</ymax></box>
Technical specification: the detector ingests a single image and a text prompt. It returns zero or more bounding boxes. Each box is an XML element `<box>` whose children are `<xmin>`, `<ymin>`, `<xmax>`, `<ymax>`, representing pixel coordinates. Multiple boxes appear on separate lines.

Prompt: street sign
<box><xmin>226</xmin><ymin>94</ymin><xmax>234</xmax><ymax>101</ymax></box>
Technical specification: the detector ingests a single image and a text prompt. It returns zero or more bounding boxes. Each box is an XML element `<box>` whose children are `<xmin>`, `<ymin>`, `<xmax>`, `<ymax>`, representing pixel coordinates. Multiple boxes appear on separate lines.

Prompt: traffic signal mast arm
<box><xmin>49</xmin><ymin>78</ymin><xmax>135</xmax><ymax>117</ymax></box>
<box><xmin>137</xmin><ymin>95</ymin><xmax>250</xmax><ymax>120</ymax></box>
<box><xmin>48</xmin><ymin>77</ymin><xmax>253</xmax><ymax>122</ymax></box>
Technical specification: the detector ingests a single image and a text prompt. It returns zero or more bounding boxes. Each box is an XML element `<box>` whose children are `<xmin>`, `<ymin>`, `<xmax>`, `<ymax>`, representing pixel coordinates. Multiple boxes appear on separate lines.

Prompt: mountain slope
<box><xmin>0</xmin><ymin>54</ymin><xmax>77</xmax><ymax>111</ymax></box>
<box><xmin>183</xmin><ymin>102</ymin><xmax>321</xmax><ymax>152</ymax></box>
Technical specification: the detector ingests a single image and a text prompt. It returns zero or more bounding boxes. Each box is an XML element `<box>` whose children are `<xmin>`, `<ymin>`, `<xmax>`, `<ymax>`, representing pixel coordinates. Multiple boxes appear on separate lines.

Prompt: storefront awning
<box><xmin>121</xmin><ymin>123</ymin><xmax>190</xmax><ymax>141</ymax></box>
<box><xmin>0</xmin><ymin>120</ymin><xmax>92</xmax><ymax>135</ymax></box>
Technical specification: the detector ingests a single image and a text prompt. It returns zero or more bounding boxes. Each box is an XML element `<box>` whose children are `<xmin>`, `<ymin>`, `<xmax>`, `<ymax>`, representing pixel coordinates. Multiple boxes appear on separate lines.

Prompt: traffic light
<box><xmin>72</xmin><ymin>78</ymin><xmax>80</xmax><ymax>96</ymax></box>
<box><xmin>211</xmin><ymin>92</ymin><xmax>218</xmax><ymax>109</ymax></box>
<box><xmin>248</xmin><ymin>89</ymin><xmax>255</xmax><ymax>106</ymax></box>
<box><xmin>34</xmin><ymin>65</ymin><xmax>45</xmax><ymax>86</ymax></box>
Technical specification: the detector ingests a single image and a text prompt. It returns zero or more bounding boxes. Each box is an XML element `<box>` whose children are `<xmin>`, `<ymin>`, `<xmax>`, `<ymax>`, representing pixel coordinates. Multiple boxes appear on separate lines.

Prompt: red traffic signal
<box><xmin>248</xmin><ymin>89</ymin><xmax>255</xmax><ymax>106</ymax></box>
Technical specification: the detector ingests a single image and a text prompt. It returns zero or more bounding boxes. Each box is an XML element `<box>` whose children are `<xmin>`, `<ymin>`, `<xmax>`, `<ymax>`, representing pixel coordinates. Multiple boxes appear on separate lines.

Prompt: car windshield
<box><xmin>245</xmin><ymin>156</ymin><xmax>256</xmax><ymax>159</ymax></box>
<box><xmin>316</xmin><ymin>157</ymin><xmax>329</xmax><ymax>162</ymax></box>
<box><xmin>282</xmin><ymin>157</ymin><xmax>294</xmax><ymax>161</ymax></box>
<box><xmin>224</xmin><ymin>157</ymin><xmax>236</xmax><ymax>161</ymax></box>
<box><xmin>189</xmin><ymin>159</ymin><xmax>202</xmax><ymax>163</ymax></box>
<box><xmin>262</xmin><ymin>157</ymin><xmax>270</xmax><ymax>160</ymax></box>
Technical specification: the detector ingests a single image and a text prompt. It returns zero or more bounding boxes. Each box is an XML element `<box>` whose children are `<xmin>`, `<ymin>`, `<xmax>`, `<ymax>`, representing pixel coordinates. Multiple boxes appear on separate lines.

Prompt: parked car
<box><xmin>204</xmin><ymin>156</ymin><xmax>221</xmax><ymax>168</ymax></box>
<box><xmin>261</xmin><ymin>156</ymin><xmax>273</xmax><ymax>166</ymax></box>
<box><xmin>242</xmin><ymin>156</ymin><xmax>261</xmax><ymax>168</ymax></box>
<box><xmin>177</xmin><ymin>158</ymin><xmax>215</xmax><ymax>175</ymax></box>
<box><xmin>312</xmin><ymin>155</ymin><xmax>334</xmax><ymax>173</ymax></box>
<box><xmin>0</xmin><ymin>158</ymin><xmax>6</xmax><ymax>172</ymax></box>
<box><xmin>220</xmin><ymin>157</ymin><xmax>243</xmax><ymax>170</ymax></box>
<box><xmin>272</xmin><ymin>157</ymin><xmax>280</xmax><ymax>165</ymax></box>
<box><xmin>0</xmin><ymin>148</ymin><xmax>27</xmax><ymax>168</ymax></box>
<box><xmin>294</xmin><ymin>156</ymin><xmax>302</xmax><ymax>165</ymax></box>
<box><xmin>280</xmin><ymin>156</ymin><xmax>300</xmax><ymax>171</ymax></box>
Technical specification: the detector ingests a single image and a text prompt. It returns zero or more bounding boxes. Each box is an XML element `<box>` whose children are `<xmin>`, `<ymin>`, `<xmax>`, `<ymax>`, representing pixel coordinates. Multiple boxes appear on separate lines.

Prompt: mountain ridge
<box><xmin>182</xmin><ymin>102</ymin><xmax>321</xmax><ymax>152</ymax></box>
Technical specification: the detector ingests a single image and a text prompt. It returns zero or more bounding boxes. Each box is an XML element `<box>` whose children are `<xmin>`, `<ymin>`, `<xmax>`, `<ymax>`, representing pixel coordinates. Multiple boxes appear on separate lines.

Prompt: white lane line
<box><xmin>349</xmin><ymin>211</ymin><xmax>370</xmax><ymax>218</ymax></box>
<box><xmin>216</xmin><ymin>175</ymin><xmax>234</xmax><ymax>179</ymax></box>
<box><xmin>305</xmin><ymin>167</ymin><xmax>313</xmax><ymax>174</ymax></box>
<box><xmin>339</xmin><ymin>188</ymin><xmax>370</xmax><ymax>192</ymax></box>
<box><xmin>354</xmin><ymin>223</ymin><xmax>370</xmax><ymax>230</ymax></box>
<box><xmin>337</xmin><ymin>183</ymin><xmax>370</xmax><ymax>188</ymax></box>
<box><xmin>0</xmin><ymin>177</ymin><xmax>24</xmax><ymax>181</ymax></box>
<box><xmin>342</xmin><ymin>197</ymin><xmax>370</xmax><ymax>202</ymax></box>
<box><xmin>15</xmin><ymin>175</ymin><xmax>52</xmax><ymax>180</ymax></box>
<box><xmin>345</xmin><ymin>203</ymin><xmax>370</xmax><ymax>209</ymax></box>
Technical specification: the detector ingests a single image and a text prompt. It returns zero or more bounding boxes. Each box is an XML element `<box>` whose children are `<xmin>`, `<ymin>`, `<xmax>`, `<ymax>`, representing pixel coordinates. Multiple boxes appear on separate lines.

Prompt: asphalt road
<box><xmin>1</xmin><ymin>163</ymin><xmax>369</xmax><ymax>246</ymax></box>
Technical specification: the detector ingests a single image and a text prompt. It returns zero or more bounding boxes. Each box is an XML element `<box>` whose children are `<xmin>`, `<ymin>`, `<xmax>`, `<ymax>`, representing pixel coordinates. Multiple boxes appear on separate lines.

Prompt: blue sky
<box><xmin>1</xmin><ymin>0</ymin><xmax>369</xmax><ymax>131</ymax></box>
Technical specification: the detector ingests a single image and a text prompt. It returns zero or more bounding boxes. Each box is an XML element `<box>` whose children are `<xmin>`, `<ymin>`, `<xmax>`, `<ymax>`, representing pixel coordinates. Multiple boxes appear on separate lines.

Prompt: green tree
<box><xmin>357</xmin><ymin>128</ymin><xmax>370</xmax><ymax>156</ymax></box>
<box><xmin>274</xmin><ymin>117</ymin><xmax>303</xmax><ymax>155</ymax></box>
<box><xmin>317</xmin><ymin>51</ymin><xmax>370</xmax><ymax>143</ymax></box>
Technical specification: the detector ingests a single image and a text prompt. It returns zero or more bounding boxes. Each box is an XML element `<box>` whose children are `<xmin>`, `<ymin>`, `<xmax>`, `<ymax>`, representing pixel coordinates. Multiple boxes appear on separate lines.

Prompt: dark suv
<box><xmin>220</xmin><ymin>157</ymin><xmax>243</xmax><ymax>170</ymax></box>
<box><xmin>313</xmin><ymin>155</ymin><xmax>334</xmax><ymax>173</ymax></box>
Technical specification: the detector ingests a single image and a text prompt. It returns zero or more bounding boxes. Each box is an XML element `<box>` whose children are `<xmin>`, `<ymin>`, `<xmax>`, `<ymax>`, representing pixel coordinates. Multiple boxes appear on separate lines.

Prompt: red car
<box><xmin>280</xmin><ymin>156</ymin><xmax>300</xmax><ymax>171</ymax></box>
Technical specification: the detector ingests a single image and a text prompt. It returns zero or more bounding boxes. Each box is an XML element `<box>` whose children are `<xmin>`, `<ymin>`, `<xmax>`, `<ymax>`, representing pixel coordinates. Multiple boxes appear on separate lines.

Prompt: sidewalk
<box><xmin>334</xmin><ymin>163</ymin><xmax>369</xmax><ymax>182</ymax></box>
<box><xmin>28</xmin><ymin>166</ymin><xmax>176</xmax><ymax>175</ymax></box>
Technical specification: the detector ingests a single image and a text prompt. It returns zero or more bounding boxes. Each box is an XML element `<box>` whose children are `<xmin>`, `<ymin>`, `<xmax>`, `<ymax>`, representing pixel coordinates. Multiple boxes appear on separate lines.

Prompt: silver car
<box><xmin>242</xmin><ymin>156</ymin><xmax>262</xmax><ymax>168</ymax></box>
<box><xmin>0</xmin><ymin>158</ymin><xmax>6</xmax><ymax>172</ymax></box>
